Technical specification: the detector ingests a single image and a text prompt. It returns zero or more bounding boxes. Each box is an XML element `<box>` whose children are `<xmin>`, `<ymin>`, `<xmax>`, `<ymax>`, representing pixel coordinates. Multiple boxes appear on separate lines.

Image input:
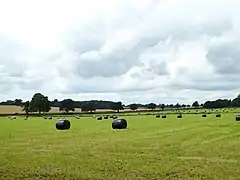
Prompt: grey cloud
<box><xmin>74</xmin><ymin>36</ymin><xmax>162</xmax><ymax>78</ymax></box>
<box><xmin>207</xmin><ymin>41</ymin><xmax>240</xmax><ymax>75</ymax></box>
<box><xmin>0</xmin><ymin>35</ymin><xmax>27</xmax><ymax>78</ymax></box>
<box><xmin>168</xmin><ymin>74</ymin><xmax>240</xmax><ymax>91</ymax></box>
<box><xmin>66</xmin><ymin>16</ymin><xmax>232</xmax><ymax>79</ymax></box>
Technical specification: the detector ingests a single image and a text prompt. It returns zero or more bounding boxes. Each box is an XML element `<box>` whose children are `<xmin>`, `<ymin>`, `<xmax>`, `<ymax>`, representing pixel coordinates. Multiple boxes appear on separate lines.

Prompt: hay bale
<box><xmin>216</xmin><ymin>114</ymin><xmax>221</xmax><ymax>117</ymax></box>
<box><xmin>162</xmin><ymin>114</ymin><xmax>167</xmax><ymax>118</ymax></box>
<box><xmin>48</xmin><ymin>116</ymin><xmax>52</xmax><ymax>119</ymax></box>
<box><xmin>75</xmin><ymin>116</ymin><xmax>80</xmax><ymax>119</ymax></box>
<box><xmin>112</xmin><ymin>116</ymin><xmax>118</xmax><ymax>119</ymax></box>
<box><xmin>177</xmin><ymin>114</ymin><xmax>182</xmax><ymax>118</ymax></box>
<box><xmin>104</xmin><ymin>115</ymin><xmax>108</xmax><ymax>119</ymax></box>
<box><xmin>97</xmin><ymin>117</ymin><xmax>102</xmax><ymax>120</ymax></box>
<box><xmin>56</xmin><ymin>119</ymin><xmax>71</xmax><ymax>130</ymax></box>
<box><xmin>236</xmin><ymin>115</ymin><xmax>240</xmax><ymax>121</ymax></box>
<box><xmin>202</xmin><ymin>114</ymin><xmax>207</xmax><ymax>118</ymax></box>
<box><xmin>112</xmin><ymin>118</ymin><xmax>127</xmax><ymax>129</ymax></box>
<box><xmin>156</xmin><ymin>114</ymin><xmax>160</xmax><ymax>118</ymax></box>
<box><xmin>109</xmin><ymin>115</ymin><xmax>113</xmax><ymax>118</ymax></box>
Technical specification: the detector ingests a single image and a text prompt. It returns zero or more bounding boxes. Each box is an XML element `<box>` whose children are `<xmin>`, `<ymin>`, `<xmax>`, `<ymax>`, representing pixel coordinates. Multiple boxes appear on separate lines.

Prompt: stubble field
<box><xmin>0</xmin><ymin>113</ymin><xmax>240</xmax><ymax>179</ymax></box>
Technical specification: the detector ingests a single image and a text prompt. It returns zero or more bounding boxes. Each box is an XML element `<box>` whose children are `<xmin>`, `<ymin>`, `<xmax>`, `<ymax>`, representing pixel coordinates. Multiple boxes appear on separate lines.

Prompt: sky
<box><xmin>0</xmin><ymin>0</ymin><xmax>239</xmax><ymax>105</ymax></box>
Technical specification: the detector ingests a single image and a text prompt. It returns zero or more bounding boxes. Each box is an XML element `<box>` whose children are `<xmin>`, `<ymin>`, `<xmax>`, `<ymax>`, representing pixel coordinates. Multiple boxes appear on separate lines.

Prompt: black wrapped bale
<box><xmin>97</xmin><ymin>117</ymin><xmax>102</xmax><ymax>120</ymax></box>
<box><xmin>112</xmin><ymin>119</ymin><xmax>127</xmax><ymax>129</ymax></box>
<box><xmin>162</xmin><ymin>115</ymin><xmax>167</xmax><ymax>118</ymax></box>
<box><xmin>236</xmin><ymin>115</ymin><xmax>240</xmax><ymax>121</ymax></box>
<box><xmin>110</xmin><ymin>115</ymin><xmax>113</xmax><ymax>118</ymax></box>
<box><xmin>156</xmin><ymin>114</ymin><xmax>160</xmax><ymax>118</ymax></box>
<box><xmin>216</xmin><ymin>114</ymin><xmax>221</xmax><ymax>117</ymax></box>
<box><xmin>112</xmin><ymin>116</ymin><xmax>118</xmax><ymax>119</ymax></box>
<box><xmin>48</xmin><ymin>116</ymin><xmax>52</xmax><ymax>119</ymax></box>
<box><xmin>202</xmin><ymin>114</ymin><xmax>207</xmax><ymax>118</ymax></box>
<box><xmin>177</xmin><ymin>114</ymin><xmax>182</xmax><ymax>118</ymax></box>
<box><xmin>104</xmin><ymin>116</ymin><xmax>108</xmax><ymax>119</ymax></box>
<box><xmin>56</xmin><ymin>119</ymin><xmax>71</xmax><ymax>130</ymax></box>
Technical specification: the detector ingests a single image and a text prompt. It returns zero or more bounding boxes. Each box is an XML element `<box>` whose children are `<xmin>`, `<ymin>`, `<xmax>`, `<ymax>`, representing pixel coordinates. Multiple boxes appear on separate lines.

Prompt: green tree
<box><xmin>175</xmin><ymin>103</ymin><xmax>181</xmax><ymax>109</ymax></box>
<box><xmin>146</xmin><ymin>103</ymin><xmax>157</xmax><ymax>110</ymax></box>
<box><xmin>21</xmin><ymin>101</ymin><xmax>30</xmax><ymax>115</ymax></box>
<box><xmin>160</xmin><ymin>104</ymin><xmax>166</xmax><ymax>111</ymax></box>
<box><xmin>60</xmin><ymin>99</ymin><xmax>75</xmax><ymax>113</ymax></box>
<box><xmin>129</xmin><ymin>104</ymin><xmax>138</xmax><ymax>111</ymax></box>
<box><xmin>29</xmin><ymin>93</ymin><xmax>51</xmax><ymax>114</ymax></box>
<box><xmin>14</xmin><ymin>99</ymin><xmax>23</xmax><ymax>106</ymax></box>
<box><xmin>192</xmin><ymin>101</ymin><xmax>199</xmax><ymax>108</ymax></box>
<box><xmin>111</xmin><ymin>101</ymin><xmax>124</xmax><ymax>112</ymax></box>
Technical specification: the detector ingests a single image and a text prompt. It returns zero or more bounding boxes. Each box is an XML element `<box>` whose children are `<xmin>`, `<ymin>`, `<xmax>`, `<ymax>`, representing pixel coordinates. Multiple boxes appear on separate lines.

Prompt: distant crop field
<box><xmin>0</xmin><ymin>105</ymin><xmax>149</xmax><ymax>114</ymax></box>
<box><xmin>0</xmin><ymin>113</ymin><xmax>240</xmax><ymax>179</ymax></box>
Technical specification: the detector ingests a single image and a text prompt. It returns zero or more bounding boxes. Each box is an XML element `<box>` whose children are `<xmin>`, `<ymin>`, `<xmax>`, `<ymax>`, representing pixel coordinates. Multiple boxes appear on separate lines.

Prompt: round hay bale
<box><xmin>109</xmin><ymin>115</ymin><xmax>113</xmax><ymax>118</ymax></box>
<box><xmin>156</xmin><ymin>114</ymin><xmax>160</xmax><ymax>118</ymax></box>
<box><xmin>216</xmin><ymin>114</ymin><xmax>221</xmax><ymax>117</ymax></box>
<box><xmin>162</xmin><ymin>114</ymin><xmax>167</xmax><ymax>118</ymax></box>
<box><xmin>177</xmin><ymin>114</ymin><xmax>182</xmax><ymax>118</ymax></box>
<box><xmin>112</xmin><ymin>116</ymin><xmax>118</xmax><ymax>119</ymax></box>
<box><xmin>97</xmin><ymin>117</ymin><xmax>102</xmax><ymax>120</ymax></box>
<box><xmin>56</xmin><ymin>119</ymin><xmax>71</xmax><ymax>130</ymax></box>
<box><xmin>48</xmin><ymin>116</ymin><xmax>52</xmax><ymax>119</ymax></box>
<box><xmin>112</xmin><ymin>119</ymin><xmax>127</xmax><ymax>129</ymax></box>
<box><xmin>236</xmin><ymin>115</ymin><xmax>240</xmax><ymax>121</ymax></box>
<box><xmin>104</xmin><ymin>116</ymin><xmax>108</xmax><ymax>119</ymax></box>
<box><xmin>75</xmin><ymin>116</ymin><xmax>80</xmax><ymax>119</ymax></box>
<box><xmin>202</xmin><ymin>114</ymin><xmax>207</xmax><ymax>118</ymax></box>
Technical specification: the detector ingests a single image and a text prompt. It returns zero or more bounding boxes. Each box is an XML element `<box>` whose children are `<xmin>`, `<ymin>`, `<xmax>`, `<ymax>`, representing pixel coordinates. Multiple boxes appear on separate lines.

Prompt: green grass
<box><xmin>0</xmin><ymin>113</ymin><xmax>240</xmax><ymax>179</ymax></box>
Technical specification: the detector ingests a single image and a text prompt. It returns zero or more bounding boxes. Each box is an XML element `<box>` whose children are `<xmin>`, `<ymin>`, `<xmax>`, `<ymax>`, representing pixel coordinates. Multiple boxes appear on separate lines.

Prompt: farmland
<box><xmin>0</xmin><ymin>112</ymin><xmax>240</xmax><ymax>179</ymax></box>
<box><xmin>0</xmin><ymin>105</ymin><xmax>144</xmax><ymax>114</ymax></box>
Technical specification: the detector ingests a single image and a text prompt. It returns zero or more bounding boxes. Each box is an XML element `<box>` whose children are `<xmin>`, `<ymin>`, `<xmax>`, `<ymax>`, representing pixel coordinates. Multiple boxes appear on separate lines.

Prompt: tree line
<box><xmin>1</xmin><ymin>93</ymin><xmax>240</xmax><ymax>114</ymax></box>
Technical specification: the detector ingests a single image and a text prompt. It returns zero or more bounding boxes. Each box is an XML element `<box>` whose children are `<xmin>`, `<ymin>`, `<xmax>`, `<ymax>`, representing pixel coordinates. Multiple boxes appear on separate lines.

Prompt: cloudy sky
<box><xmin>0</xmin><ymin>0</ymin><xmax>239</xmax><ymax>105</ymax></box>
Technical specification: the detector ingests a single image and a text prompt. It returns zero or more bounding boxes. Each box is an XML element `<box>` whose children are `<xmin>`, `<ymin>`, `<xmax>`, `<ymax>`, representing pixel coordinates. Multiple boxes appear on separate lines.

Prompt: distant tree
<box><xmin>14</xmin><ymin>99</ymin><xmax>23</xmax><ymax>106</ymax></box>
<box><xmin>169</xmin><ymin>104</ymin><xmax>174</xmax><ymax>108</ymax></box>
<box><xmin>110</xmin><ymin>101</ymin><xmax>124</xmax><ymax>112</ymax></box>
<box><xmin>186</xmin><ymin>104</ymin><xmax>191</xmax><ymax>107</ymax></box>
<box><xmin>29</xmin><ymin>93</ymin><xmax>51</xmax><ymax>114</ymax></box>
<box><xmin>129</xmin><ymin>104</ymin><xmax>138</xmax><ymax>111</ymax></box>
<box><xmin>21</xmin><ymin>101</ymin><xmax>30</xmax><ymax>115</ymax></box>
<box><xmin>231</xmin><ymin>94</ymin><xmax>240</xmax><ymax>107</ymax></box>
<box><xmin>51</xmin><ymin>99</ymin><xmax>60</xmax><ymax>107</ymax></box>
<box><xmin>146</xmin><ymin>103</ymin><xmax>157</xmax><ymax>110</ymax></box>
<box><xmin>175</xmin><ymin>103</ymin><xmax>181</xmax><ymax>109</ymax></box>
<box><xmin>203</xmin><ymin>99</ymin><xmax>231</xmax><ymax>109</ymax></box>
<box><xmin>81</xmin><ymin>102</ymin><xmax>96</xmax><ymax>113</ymax></box>
<box><xmin>160</xmin><ymin>104</ymin><xmax>166</xmax><ymax>111</ymax></box>
<box><xmin>60</xmin><ymin>99</ymin><xmax>75</xmax><ymax>113</ymax></box>
<box><xmin>182</xmin><ymin>104</ymin><xmax>186</xmax><ymax>108</ymax></box>
<box><xmin>192</xmin><ymin>101</ymin><xmax>199</xmax><ymax>108</ymax></box>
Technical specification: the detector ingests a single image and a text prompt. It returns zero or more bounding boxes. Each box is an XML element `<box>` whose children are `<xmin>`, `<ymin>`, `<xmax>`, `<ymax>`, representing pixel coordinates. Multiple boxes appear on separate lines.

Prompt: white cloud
<box><xmin>0</xmin><ymin>0</ymin><xmax>240</xmax><ymax>104</ymax></box>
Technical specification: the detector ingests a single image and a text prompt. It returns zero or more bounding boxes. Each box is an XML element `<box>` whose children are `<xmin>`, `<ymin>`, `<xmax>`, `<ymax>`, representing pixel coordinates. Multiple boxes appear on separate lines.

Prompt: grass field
<box><xmin>0</xmin><ymin>113</ymin><xmax>240</xmax><ymax>179</ymax></box>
